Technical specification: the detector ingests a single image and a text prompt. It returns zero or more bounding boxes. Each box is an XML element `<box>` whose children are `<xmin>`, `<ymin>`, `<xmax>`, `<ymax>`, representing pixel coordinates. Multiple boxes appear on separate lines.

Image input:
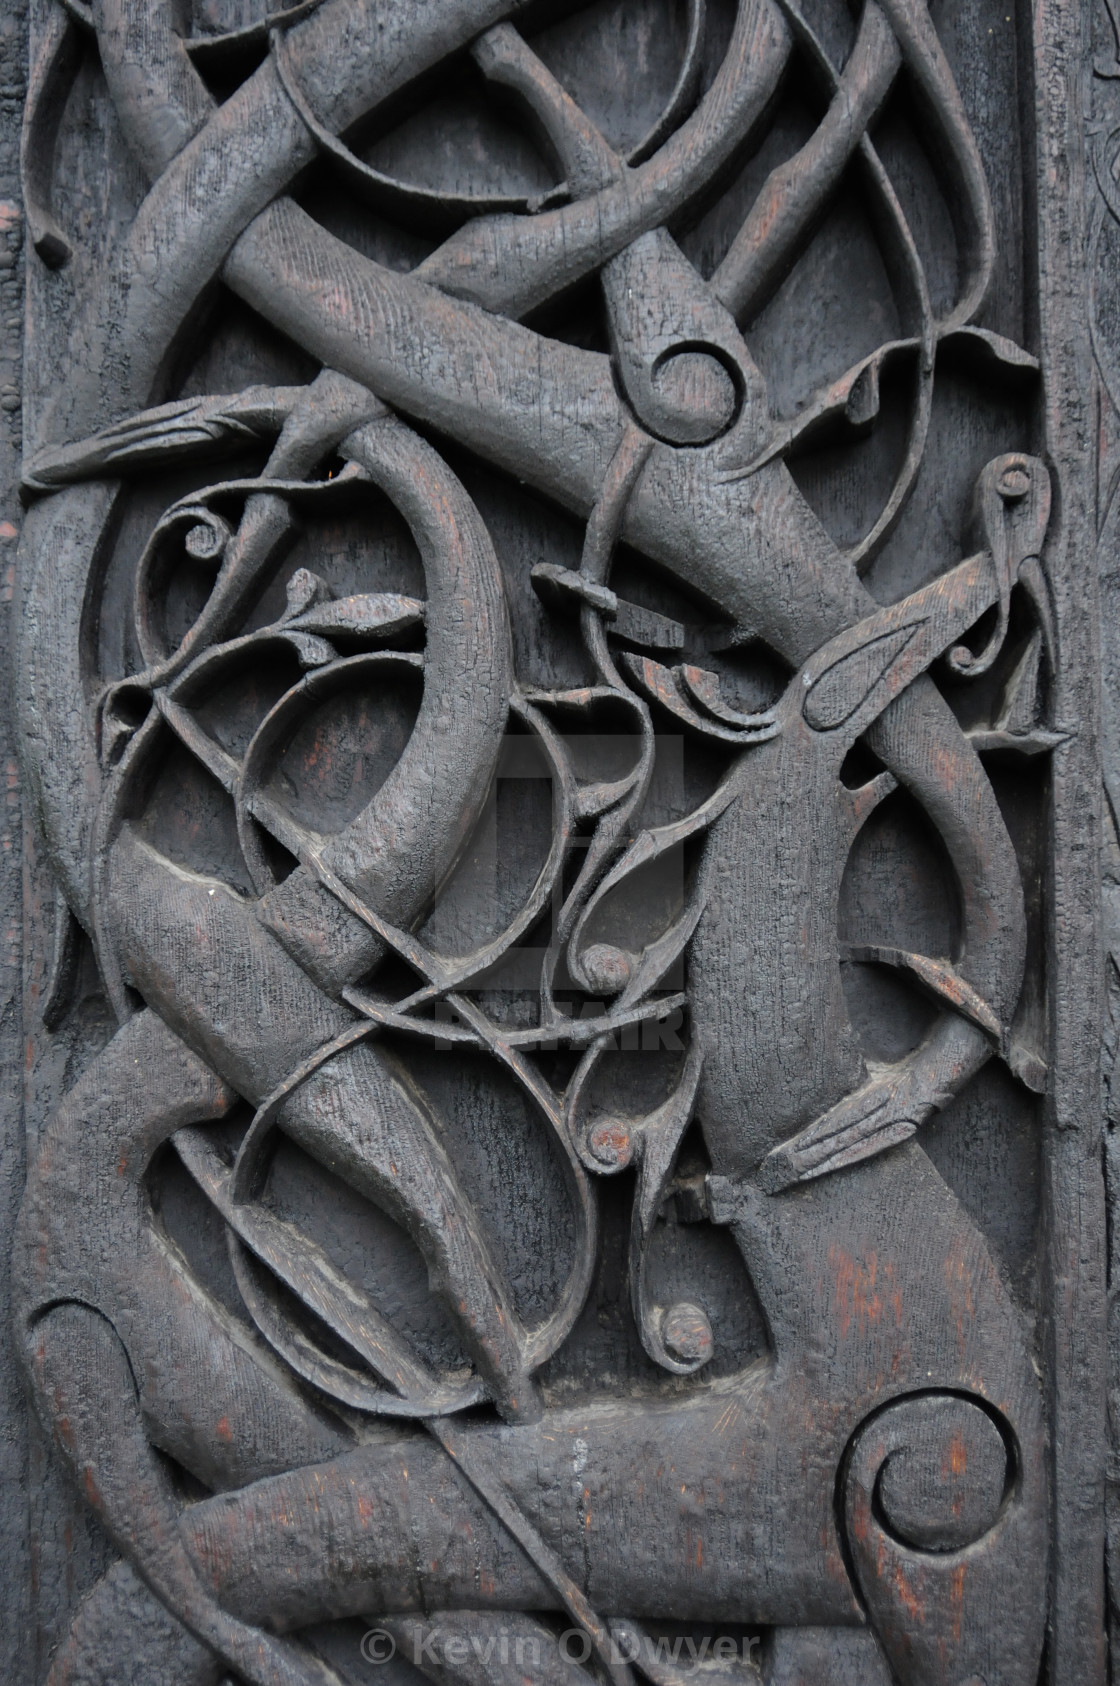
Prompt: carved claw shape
<box><xmin>622</xmin><ymin>651</ymin><xmax>780</xmax><ymax>744</ymax></box>
<box><xmin>758</xmin><ymin>1074</ymin><xmax>928</xmax><ymax>1193</ymax></box>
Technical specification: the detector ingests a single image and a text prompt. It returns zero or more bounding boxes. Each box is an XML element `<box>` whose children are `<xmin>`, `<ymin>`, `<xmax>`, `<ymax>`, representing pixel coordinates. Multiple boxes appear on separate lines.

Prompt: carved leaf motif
<box><xmin>803</xmin><ymin>627</ymin><xmax>919</xmax><ymax>731</ymax></box>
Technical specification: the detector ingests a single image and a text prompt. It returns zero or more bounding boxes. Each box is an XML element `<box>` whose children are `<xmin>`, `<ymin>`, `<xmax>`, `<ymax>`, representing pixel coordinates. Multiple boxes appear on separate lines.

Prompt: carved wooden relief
<box><xmin>0</xmin><ymin>0</ymin><xmax>1110</xmax><ymax>1680</ymax></box>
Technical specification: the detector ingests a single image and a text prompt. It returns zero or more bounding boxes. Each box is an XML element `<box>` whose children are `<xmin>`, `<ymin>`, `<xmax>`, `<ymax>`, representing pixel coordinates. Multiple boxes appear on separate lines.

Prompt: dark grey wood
<box><xmin>1</xmin><ymin>0</ymin><xmax>1115</xmax><ymax>1681</ymax></box>
<box><xmin>0</xmin><ymin>10</ymin><xmax>31</xmax><ymax>1686</ymax></box>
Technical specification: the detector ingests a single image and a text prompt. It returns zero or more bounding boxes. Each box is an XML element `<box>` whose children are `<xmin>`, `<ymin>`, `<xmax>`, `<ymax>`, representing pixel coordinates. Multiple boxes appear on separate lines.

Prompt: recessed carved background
<box><xmin>1</xmin><ymin>0</ymin><xmax>1109</xmax><ymax>1681</ymax></box>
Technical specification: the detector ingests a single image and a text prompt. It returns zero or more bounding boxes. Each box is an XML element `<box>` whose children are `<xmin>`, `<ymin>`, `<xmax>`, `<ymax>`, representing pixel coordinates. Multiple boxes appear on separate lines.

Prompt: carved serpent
<box><xmin>14</xmin><ymin>1</ymin><xmax>1052</xmax><ymax>1681</ymax></box>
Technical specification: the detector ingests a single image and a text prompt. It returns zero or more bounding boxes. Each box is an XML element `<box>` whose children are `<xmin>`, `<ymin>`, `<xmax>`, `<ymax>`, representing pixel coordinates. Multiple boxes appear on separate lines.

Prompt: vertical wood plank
<box><xmin>1036</xmin><ymin>0</ymin><xmax>1108</xmax><ymax>1676</ymax></box>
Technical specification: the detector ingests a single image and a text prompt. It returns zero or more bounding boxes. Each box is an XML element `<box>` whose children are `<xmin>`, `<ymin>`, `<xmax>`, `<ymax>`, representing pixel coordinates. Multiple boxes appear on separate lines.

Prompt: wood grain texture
<box><xmin>1</xmin><ymin>0</ymin><xmax>1112</xmax><ymax>1681</ymax></box>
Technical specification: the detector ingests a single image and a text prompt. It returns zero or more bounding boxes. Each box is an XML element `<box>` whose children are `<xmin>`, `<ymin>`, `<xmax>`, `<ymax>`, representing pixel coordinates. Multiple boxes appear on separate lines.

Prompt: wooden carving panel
<box><xmin>0</xmin><ymin>0</ymin><xmax>1109</xmax><ymax>1681</ymax></box>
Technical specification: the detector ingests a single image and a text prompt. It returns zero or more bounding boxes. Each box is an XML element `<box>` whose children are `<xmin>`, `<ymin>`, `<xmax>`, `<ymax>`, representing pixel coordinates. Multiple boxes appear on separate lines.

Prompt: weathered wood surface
<box><xmin>0</xmin><ymin>0</ymin><xmax>1114</xmax><ymax>1680</ymax></box>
